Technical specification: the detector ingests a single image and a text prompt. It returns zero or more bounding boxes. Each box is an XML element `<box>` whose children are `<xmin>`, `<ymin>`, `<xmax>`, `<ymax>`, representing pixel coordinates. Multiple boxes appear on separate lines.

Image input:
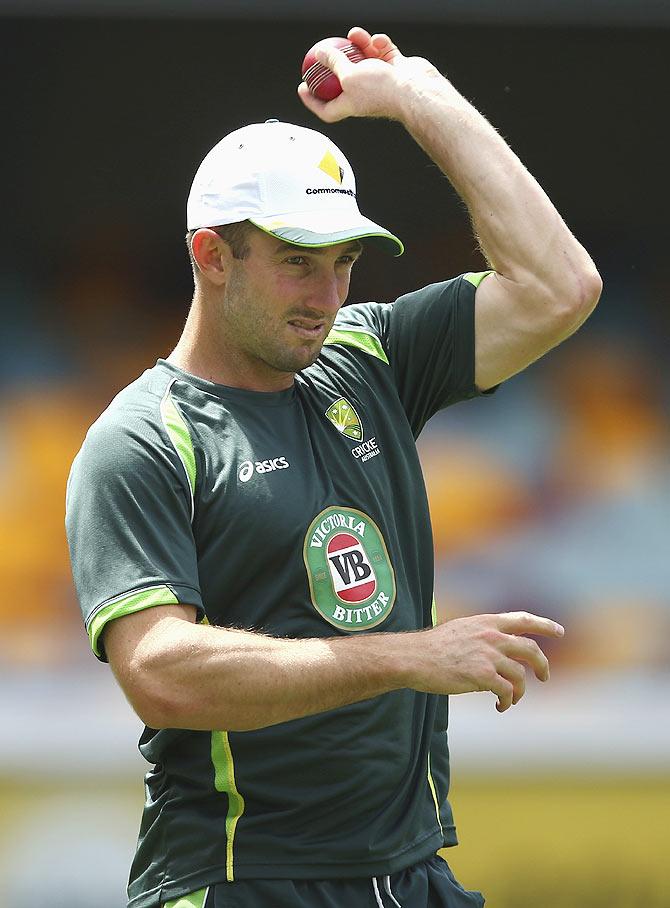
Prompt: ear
<box><xmin>191</xmin><ymin>229</ymin><xmax>233</xmax><ymax>286</ymax></box>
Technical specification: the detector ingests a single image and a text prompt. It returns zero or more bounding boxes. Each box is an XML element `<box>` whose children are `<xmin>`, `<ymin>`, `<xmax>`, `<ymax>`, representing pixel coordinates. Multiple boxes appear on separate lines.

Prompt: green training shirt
<box><xmin>66</xmin><ymin>272</ymin><xmax>491</xmax><ymax>908</ymax></box>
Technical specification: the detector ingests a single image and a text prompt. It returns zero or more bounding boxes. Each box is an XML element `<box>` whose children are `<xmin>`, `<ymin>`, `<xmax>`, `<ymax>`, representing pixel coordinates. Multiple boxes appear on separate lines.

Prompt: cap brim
<box><xmin>249</xmin><ymin>212</ymin><xmax>404</xmax><ymax>257</ymax></box>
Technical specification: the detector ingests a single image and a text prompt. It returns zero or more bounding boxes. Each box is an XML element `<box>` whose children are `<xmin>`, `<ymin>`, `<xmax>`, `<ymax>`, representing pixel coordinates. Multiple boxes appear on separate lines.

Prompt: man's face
<box><xmin>219</xmin><ymin>228</ymin><xmax>363</xmax><ymax>387</ymax></box>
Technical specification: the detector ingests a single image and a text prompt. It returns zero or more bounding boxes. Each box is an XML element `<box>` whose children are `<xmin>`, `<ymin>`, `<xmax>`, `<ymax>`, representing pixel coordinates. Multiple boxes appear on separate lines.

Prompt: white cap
<box><xmin>186</xmin><ymin>120</ymin><xmax>403</xmax><ymax>256</ymax></box>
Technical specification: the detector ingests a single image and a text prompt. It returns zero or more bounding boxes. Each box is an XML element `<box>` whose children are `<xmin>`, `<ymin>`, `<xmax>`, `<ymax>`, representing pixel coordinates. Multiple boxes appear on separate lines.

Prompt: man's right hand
<box><xmin>408</xmin><ymin>611</ymin><xmax>564</xmax><ymax>712</ymax></box>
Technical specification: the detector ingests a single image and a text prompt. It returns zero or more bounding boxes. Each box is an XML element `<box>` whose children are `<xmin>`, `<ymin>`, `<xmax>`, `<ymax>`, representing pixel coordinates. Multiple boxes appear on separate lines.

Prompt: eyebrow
<box><xmin>274</xmin><ymin>241</ymin><xmax>364</xmax><ymax>256</ymax></box>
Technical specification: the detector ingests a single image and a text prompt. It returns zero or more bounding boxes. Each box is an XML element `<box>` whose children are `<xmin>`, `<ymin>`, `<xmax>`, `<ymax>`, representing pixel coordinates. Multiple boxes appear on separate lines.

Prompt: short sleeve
<box><xmin>334</xmin><ymin>272</ymin><xmax>493</xmax><ymax>437</ymax></box>
<box><xmin>65</xmin><ymin>400</ymin><xmax>204</xmax><ymax>662</ymax></box>
<box><xmin>383</xmin><ymin>274</ymin><xmax>492</xmax><ymax>433</ymax></box>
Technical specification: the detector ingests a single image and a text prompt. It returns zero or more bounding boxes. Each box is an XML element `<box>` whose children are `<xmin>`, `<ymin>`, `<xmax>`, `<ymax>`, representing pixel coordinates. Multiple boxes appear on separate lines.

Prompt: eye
<box><xmin>284</xmin><ymin>255</ymin><xmax>307</xmax><ymax>266</ymax></box>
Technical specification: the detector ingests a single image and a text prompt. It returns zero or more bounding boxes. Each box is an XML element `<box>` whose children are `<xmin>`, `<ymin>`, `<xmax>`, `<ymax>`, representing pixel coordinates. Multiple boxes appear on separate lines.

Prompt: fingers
<box><xmin>297</xmin><ymin>81</ymin><xmax>325</xmax><ymax>115</ymax></box>
<box><xmin>313</xmin><ymin>42</ymin><xmax>357</xmax><ymax>80</ymax></box>
<box><xmin>484</xmin><ymin>614</ymin><xmax>559</xmax><ymax>710</ymax></box>
<box><xmin>501</xmin><ymin>634</ymin><xmax>551</xmax><ymax>682</ymax></box>
<box><xmin>414</xmin><ymin>611</ymin><xmax>563</xmax><ymax>714</ymax></box>
<box><xmin>496</xmin><ymin>656</ymin><xmax>527</xmax><ymax>707</ymax></box>
<box><xmin>370</xmin><ymin>33</ymin><xmax>402</xmax><ymax>62</ymax></box>
<box><xmin>298</xmin><ymin>27</ymin><xmax>404</xmax><ymax>122</ymax></box>
<box><xmin>491</xmin><ymin>619</ymin><xmax>556</xmax><ymax>710</ymax></box>
<box><xmin>484</xmin><ymin>658</ymin><xmax>526</xmax><ymax>713</ymax></box>
<box><xmin>296</xmin><ymin>81</ymin><xmax>350</xmax><ymax>124</ymax></box>
<box><xmin>496</xmin><ymin>611</ymin><xmax>565</xmax><ymax>639</ymax></box>
<box><xmin>347</xmin><ymin>26</ymin><xmax>374</xmax><ymax>55</ymax></box>
<box><xmin>490</xmin><ymin>674</ymin><xmax>515</xmax><ymax>713</ymax></box>
<box><xmin>347</xmin><ymin>27</ymin><xmax>403</xmax><ymax>62</ymax></box>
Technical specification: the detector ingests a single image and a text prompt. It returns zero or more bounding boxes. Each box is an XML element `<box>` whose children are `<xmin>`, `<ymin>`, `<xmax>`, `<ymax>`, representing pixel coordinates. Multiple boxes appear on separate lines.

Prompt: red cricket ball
<box><xmin>301</xmin><ymin>36</ymin><xmax>366</xmax><ymax>101</ymax></box>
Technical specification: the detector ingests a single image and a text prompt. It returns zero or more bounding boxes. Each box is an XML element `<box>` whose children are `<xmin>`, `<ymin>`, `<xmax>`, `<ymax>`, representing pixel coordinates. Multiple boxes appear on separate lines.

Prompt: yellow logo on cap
<box><xmin>318</xmin><ymin>151</ymin><xmax>344</xmax><ymax>185</ymax></box>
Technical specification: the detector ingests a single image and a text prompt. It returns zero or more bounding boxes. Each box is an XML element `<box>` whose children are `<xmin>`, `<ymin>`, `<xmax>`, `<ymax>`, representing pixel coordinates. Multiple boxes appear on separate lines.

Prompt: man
<box><xmin>66</xmin><ymin>26</ymin><xmax>601</xmax><ymax>908</ymax></box>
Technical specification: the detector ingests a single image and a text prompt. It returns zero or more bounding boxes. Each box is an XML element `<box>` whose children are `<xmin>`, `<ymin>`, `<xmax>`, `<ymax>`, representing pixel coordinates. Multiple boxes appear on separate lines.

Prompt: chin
<box><xmin>288</xmin><ymin>353</ymin><xmax>320</xmax><ymax>375</ymax></box>
<box><xmin>272</xmin><ymin>344</ymin><xmax>323</xmax><ymax>375</ymax></box>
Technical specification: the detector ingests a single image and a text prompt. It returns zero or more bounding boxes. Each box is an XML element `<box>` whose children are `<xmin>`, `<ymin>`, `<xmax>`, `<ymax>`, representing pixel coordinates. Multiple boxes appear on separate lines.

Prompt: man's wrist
<box><xmin>393</xmin><ymin>67</ymin><xmax>468</xmax><ymax>130</ymax></box>
<box><xmin>365</xmin><ymin>630</ymin><xmax>420</xmax><ymax>691</ymax></box>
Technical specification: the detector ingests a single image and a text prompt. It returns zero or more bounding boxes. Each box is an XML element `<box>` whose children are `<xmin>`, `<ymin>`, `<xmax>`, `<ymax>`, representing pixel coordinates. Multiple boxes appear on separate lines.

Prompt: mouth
<box><xmin>287</xmin><ymin>319</ymin><xmax>326</xmax><ymax>340</ymax></box>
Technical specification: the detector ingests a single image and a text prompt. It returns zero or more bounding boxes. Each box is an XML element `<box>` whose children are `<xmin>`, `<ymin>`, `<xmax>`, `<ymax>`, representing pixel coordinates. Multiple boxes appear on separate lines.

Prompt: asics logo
<box><xmin>238</xmin><ymin>457</ymin><xmax>290</xmax><ymax>483</ymax></box>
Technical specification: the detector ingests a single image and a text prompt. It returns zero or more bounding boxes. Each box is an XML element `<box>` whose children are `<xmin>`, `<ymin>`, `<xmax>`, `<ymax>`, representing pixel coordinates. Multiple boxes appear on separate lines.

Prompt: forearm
<box><xmin>395</xmin><ymin>69</ymin><xmax>599</xmax><ymax>303</ymax></box>
<box><xmin>109</xmin><ymin>604</ymin><xmax>565</xmax><ymax>728</ymax></box>
<box><xmin>302</xmin><ymin>34</ymin><xmax>600</xmax><ymax>307</ymax></box>
<box><xmin>129</xmin><ymin>618</ymin><xmax>409</xmax><ymax>731</ymax></box>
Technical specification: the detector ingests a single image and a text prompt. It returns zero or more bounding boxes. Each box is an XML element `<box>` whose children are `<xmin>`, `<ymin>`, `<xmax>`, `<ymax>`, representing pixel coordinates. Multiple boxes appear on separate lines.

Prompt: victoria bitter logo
<box><xmin>303</xmin><ymin>506</ymin><xmax>396</xmax><ymax>631</ymax></box>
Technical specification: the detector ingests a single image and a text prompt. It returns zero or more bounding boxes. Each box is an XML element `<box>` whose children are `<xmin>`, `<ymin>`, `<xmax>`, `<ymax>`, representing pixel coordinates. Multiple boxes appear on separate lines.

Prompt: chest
<box><xmin>197</xmin><ymin>379</ymin><xmax>410</xmax><ymax>536</ymax></box>
<box><xmin>182</xmin><ymin>370</ymin><xmax>430</xmax><ymax>634</ymax></box>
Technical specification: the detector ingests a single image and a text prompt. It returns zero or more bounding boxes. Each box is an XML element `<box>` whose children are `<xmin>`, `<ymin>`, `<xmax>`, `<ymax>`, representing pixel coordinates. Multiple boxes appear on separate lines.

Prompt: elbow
<box><xmin>120</xmin><ymin>650</ymin><xmax>197</xmax><ymax>730</ymax></box>
<box><xmin>122</xmin><ymin>657</ymin><xmax>241</xmax><ymax>731</ymax></box>
<box><xmin>545</xmin><ymin>263</ymin><xmax>603</xmax><ymax>334</ymax></box>
<box><xmin>575</xmin><ymin>264</ymin><xmax>603</xmax><ymax>318</ymax></box>
<box><xmin>127</xmin><ymin>677</ymin><xmax>185</xmax><ymax>730</ymax></box>
<box><xmin>132</xmin><ymin>690</ymin><xmax>257</xmax><ymax>733</ymax></box>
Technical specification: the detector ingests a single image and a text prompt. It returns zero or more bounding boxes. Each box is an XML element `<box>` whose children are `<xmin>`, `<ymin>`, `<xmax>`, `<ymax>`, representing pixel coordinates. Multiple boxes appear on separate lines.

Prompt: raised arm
<box><xmin>104</xmin><ymin>603</ymin><xmax>564</xmax><ymax>731</ymax></box>
<box><xmin>298</xmin><ymin>26</ymin><xmax>603</xmax><ymax>390</ymax></box>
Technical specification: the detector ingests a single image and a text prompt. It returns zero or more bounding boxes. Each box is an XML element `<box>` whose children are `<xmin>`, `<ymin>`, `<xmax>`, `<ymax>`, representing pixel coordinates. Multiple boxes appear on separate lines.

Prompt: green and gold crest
<box><xmin>325</xmin><ymin>397</ymin><xmax>363</xmax><ymax>441</ymax></box>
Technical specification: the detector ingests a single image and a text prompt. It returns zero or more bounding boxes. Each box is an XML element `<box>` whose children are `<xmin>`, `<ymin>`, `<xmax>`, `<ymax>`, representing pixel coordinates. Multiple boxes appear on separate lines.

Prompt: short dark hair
<box><xmin>185</xmin><ymin>220</ymin><xmax>253</xmax><ymax>272</ymax></box>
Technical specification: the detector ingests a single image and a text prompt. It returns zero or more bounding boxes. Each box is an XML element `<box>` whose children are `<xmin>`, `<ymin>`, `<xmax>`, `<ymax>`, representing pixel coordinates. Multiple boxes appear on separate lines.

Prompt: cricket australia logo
<box><xmin>303</xmin><ymin>506</ymin><xmax>396</xmax><ymax>631</ymax></box>
<box><xmin>325</xmin><ymin>396</ymin><xmax>363</xmax><ymax>441</ymax></box>
<box><xmin>325</xmin><ymin>396</ymin><xmax>381</xmax><ymax>463</ymax></box>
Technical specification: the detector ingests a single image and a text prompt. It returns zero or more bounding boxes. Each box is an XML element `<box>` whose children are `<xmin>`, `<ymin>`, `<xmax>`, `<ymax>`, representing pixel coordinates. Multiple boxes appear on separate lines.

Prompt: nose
<box><xmin>307</xmin><ymin>267</ymin><xmax>348</xmax><ymax>315</ymax></box>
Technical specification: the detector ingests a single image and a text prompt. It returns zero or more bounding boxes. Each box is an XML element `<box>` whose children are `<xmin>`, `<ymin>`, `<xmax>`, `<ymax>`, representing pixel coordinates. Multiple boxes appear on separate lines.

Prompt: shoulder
<box><xmin>68</xmin><ymin>364</ymin><xmax>191</xmax><ymax>494</ymax></box>
<box><xmin>325</xmin><ymin>302</ymin><xmax>392</xmax><ymax>365</ymax></box>
<box><xmin>325</xmin><ymin>274</ymin><xmax>489</xmax><ymax>360</ymax></box>
<box><xmin>81</xmin><ymin>366</ymin><xmax>170</xmax><ymax>450</ymax></box>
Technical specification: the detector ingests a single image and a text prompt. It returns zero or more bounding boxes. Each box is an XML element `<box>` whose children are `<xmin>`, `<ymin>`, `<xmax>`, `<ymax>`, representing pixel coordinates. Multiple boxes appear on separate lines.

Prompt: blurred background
<box><xmin>1</xmin><ymin>2</ymin><xmax>669</xmax><ymax>906</ymax></box>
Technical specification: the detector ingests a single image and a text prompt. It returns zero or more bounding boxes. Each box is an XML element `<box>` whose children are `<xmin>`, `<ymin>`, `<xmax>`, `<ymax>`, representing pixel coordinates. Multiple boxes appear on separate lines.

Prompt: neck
<box><xmin>168</xmin><ymin>292</ymin><xmax>295</xmax><ymax>392</ymax></box>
